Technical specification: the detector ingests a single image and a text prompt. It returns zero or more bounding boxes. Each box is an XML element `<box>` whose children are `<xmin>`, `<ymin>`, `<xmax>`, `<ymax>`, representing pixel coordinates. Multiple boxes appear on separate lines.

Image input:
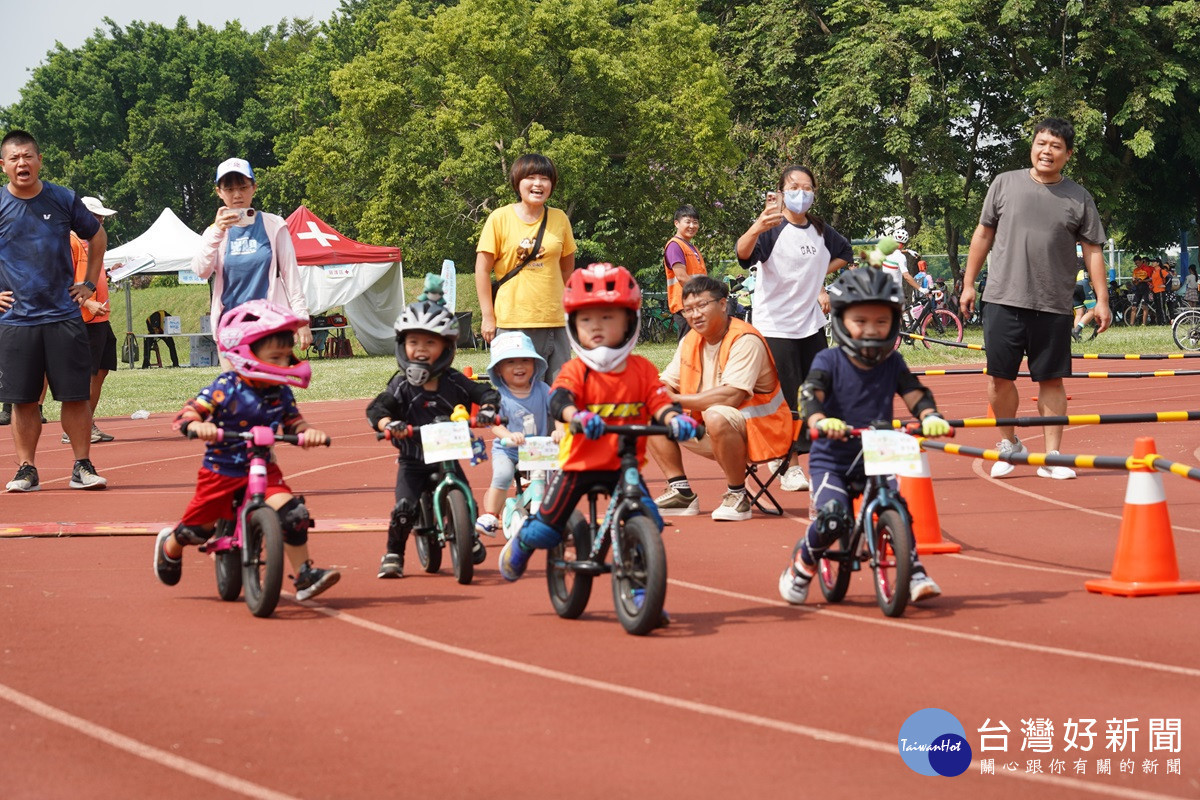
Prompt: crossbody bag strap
<box><xmin>491</xmin><ymin>210</ymin><xmax>549</xmax><ymax>302</ymax></box>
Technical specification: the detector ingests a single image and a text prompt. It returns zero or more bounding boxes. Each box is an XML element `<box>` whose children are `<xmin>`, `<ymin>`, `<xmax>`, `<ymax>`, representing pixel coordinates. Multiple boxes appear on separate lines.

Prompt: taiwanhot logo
<box><xmin>897</xmin><ymin>708</ymin><xmax>973</xmax><ymax>777</ymax></box>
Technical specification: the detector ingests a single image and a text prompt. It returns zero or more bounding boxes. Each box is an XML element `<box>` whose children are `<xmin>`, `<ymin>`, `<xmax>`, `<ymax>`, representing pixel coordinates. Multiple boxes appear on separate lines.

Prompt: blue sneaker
<box><xmin>631</xmin><ymin>588</ymin><xmax>670</xmax><ymax>628</ymax></box>
<box><xmin>499</xmin><ymin>537</ymin><xmax>532</xmax><ymax>582</ymax></box>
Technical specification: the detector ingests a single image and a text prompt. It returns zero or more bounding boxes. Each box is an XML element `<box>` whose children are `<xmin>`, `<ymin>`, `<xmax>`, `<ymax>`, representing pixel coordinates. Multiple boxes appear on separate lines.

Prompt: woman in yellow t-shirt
<box><xmin>475</xmin><ymin>154</ymin><xmax>576</xmax><ymax>381</ymax></box>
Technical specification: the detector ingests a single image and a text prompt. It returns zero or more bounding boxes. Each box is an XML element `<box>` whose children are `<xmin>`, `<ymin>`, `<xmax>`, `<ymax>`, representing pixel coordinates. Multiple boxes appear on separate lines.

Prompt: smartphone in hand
<box><xmin>233</xmin><ymin>208</ymin><xmax>256</xmax><ymax>226</ymax></box>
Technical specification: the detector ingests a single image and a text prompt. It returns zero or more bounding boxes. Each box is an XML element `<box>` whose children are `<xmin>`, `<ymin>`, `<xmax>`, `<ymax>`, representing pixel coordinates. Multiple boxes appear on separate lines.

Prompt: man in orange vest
<box><xmin>662</xmin><ymin>205</ymin><xmax>707</xmax><ymax>341</ymax></box>
<box><xmin>649</xmin><ymin>275</ymin><xmax>793</xmax><ymax>521</ymax></box>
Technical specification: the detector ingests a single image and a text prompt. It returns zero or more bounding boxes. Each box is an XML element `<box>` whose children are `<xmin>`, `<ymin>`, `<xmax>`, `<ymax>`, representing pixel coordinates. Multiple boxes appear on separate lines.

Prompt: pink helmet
<box><xmin>217</xmin><ymin>299</ymin><xmax>312</xmax><ymax>388</ymax></box>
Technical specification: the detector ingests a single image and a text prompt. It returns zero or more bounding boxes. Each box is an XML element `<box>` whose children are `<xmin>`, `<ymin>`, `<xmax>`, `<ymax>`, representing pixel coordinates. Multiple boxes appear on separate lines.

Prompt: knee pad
<box><xmin>518</xmin><ymin>515</ymin><xmax>562</xmax><ymax>551</ymax></box>
<box><xmin>278</xmin><ymin>496</ymin><xmax>314</xmax><ymax>546</ymax></box>
<box><xmin>389</xmin><ymin>497</ymin><xmax>417</xmax><ymax>534</ymax></box>
<box><xmin>173</xmin><ymin>524</ymin><xmax>211</xmax><ymax>546</ymax></box>
<box><xmin>805</xmin><ymin>499</ymin><xmax>852</xmax><ymax>556</ymax></box>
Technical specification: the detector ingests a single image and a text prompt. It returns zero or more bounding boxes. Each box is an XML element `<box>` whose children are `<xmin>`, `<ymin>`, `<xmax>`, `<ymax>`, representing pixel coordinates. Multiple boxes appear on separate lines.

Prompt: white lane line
<box><xmin>944</xmin><ymin>552</ymin><xmax>1107</xmax><ymax>578</ymax></box>
<box><xmin>300</xmin><ymin>599</ymin><xmax>1188</xmax><ymax>800</ymax></box>
<box><xmin>0</xmin><ymin>683</ymin><xmax>300</xmax><ymax>800</ymax></box>
<box><xmin>667</xmin><ymin>579</ymin><xmax>1200</xmax><ymax>678</ymax></box>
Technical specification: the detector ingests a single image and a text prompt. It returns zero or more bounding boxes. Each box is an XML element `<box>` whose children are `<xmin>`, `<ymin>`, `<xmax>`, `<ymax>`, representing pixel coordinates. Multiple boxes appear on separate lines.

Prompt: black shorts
<box><xmin>1132</xmin><ymin>282</ymin><xmax>1150</xmax><ymax>303</ymax></box>
<box><xmin>0</xmin><ymin>317</ymin><xmax>92</xmax><ymax>403</ymax></box>
<box><xmin>87</xmin><ymin>321</ymin><xmax>118</xmax><ymax>373</ymax></box>
<box><xmin>983</xmin><ymin>303</ymin><xmax>1072</xmax><ymax>383</ymax></box>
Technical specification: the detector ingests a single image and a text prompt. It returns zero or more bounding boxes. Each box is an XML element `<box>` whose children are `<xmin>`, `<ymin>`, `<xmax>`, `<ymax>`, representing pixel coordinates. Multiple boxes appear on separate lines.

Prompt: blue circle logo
<box><xmin>898</xmin><ymin>708</ymin><xmax>973</xmax><ymax>777</ymax></box>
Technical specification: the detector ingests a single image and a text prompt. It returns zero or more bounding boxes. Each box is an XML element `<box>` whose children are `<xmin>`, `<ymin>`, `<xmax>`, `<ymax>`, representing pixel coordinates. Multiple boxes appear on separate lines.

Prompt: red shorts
<box><xmin>180</xmin><ymin>464</ymin><xmax>291</xmax><ymax>526</ymax></box>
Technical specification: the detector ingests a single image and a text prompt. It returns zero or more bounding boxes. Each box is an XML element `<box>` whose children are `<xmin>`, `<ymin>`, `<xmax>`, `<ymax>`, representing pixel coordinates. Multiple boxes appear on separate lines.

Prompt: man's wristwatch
<box><xmin>76</xmin><ymin>281</ymin><xmax>96</xmax><ymax>293</ymax></box>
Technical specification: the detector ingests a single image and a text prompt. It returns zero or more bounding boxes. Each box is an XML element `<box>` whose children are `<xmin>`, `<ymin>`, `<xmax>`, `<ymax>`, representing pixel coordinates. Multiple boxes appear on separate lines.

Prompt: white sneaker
<box><xmin>778</xmin><ymin>566</ymin><xmax>811</xmax><ymax>604</ymax></box>
<box><xmin>910</xmin><ymin>570</ymin><xmax>942</xmax><ymax>602</ymax></box>
<box><xmin>780</xmin><ymin>465</ymin><xmax>810</xmax><ymax>492</ymax></box>
<box><xmin>711</xmin><ymin>490</ymin><xmax>752</xmax><ymax>522</ymax></box>
<box><xmin>767</xmin><ymin>458</ymin><xmax>785</xmax><ymax>474</ymax></box>
<box><xmin>1037</xmin><ymin>451</ymin><xmax>1076</xmax><ymax>480</ymax></box>
<box><xmin>475</xmin><ymin>513</ymin><xmax>500</xmax><ymax>537</ymax></box>
<box><xmin>654</xmin><ymin>487</ymin><xmax>700</xmax><ymax>516</ymax></box>
<box><xmin>989</xmin><ymin>437</ymin><xmax>1027</xmax><ymax>478</ymax></box>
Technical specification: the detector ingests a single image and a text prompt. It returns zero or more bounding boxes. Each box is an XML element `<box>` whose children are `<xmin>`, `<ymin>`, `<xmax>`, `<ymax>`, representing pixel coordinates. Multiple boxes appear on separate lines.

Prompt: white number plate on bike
<box><xmin>517</xmin><ymin>436</ymin><xmax>559</xmax><ymax>470</ymax></box>
<box><xmin>860</xmin><ymin>429</ymin><xmax>923</xmax><ymax>476</ymax></box>
<box><xmin>420</xmin><ymin>420</ymin><xmax>473</xmax><ymax>463</ymax></box>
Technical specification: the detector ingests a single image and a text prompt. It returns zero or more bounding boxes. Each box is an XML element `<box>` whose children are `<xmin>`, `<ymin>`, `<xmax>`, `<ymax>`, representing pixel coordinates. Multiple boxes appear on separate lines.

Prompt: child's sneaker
<box><xmin>780</xmin><ymin>465</ymin><xmax>810</xmax><ymax>492</ymax></box>
<box><xmin>499</xmin><ymin>537</ymin><xmax>532</xmax><ymax>582</ymax></box>
<box><xmin>293</xmin><ymin>561</ymin><xmax>341</xmax><ymax>601</ymax></box>
<box><xmin>778</xmin><ymin>566</ymin><xmax>811</xmax><ymax>605</ymax></box>
<box><xmin>654</xmin><ymin>487</ymin><xmax>699</xmax><ymax>516</ymax></box>
<box><xmin>6</xmin><ymin>463</ymin><xmax>39</xmax><ymax>493</ymax></box>
<box><xmin>631</xmin><ymin>587</ymin><xmax>670</xmax><ymax>628</ymax></box>
<box><xmin>69</xmin><ymin>459</ymin><xmax>107</xmax><ymax>490</ymax></box>
<box><xmin>475</xmin><ymin>513</ymin><xmax>500</xmax><ymax>538</ymax></box>
<box><xmin>154</xmin><ymin>527</ymin><xmax>182</xmax><ymax>586</ymax></box>
<box><xmin>909</xmin><ymin>569</ymin><xmax>942</xmax><ymax>602</ymax></box>
<box><xmin>1037</xmin><ymin>451</ymin><xmax>1077</xmax><ymax>480</ymax></box>
<box><xmin>377</xmin><ymin>553</ymin><xmax>403</xmax><ymax>579</ymax></box>
<box><xmin>472</xmin><ymin>536</ymin><xmax>487</xmax><ymax>565</ymax></box>
<box><xmin>990</xmin><ymin>437</ymin><xmax>1026</xmax><ymax>478</ymax></box>
<box><xmin>0</xmin><ymin>403</ymin><xmax>10</xmax><ymax>425</ymax></box>
<box><xmin>711</xmin><ymin>490</ymin><xmax>752</xmax><ymax>522</ymax></box>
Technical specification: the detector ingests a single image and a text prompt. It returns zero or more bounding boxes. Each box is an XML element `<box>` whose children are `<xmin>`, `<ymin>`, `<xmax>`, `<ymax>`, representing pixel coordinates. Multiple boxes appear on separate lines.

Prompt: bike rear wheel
<box><xmin>443</xmin><ymin>488</ymin><xmax>475</xmax><ymax>585</ymax></box>
<box><xmin>243</xmin><ymin>508</ymin><xmax>284</xmax><ymax>618</ymax></box>
<box><xmin>212</xmin><ymin>520</ymin><xmax>241</xmax><ymax>601</ymax></box>
<box><xmin>816</xmin><ymin>530</ymin><xmax>853</xmax><ymax>603</ymax></box>
<box><xmin>1172</xmin><ymin>309</ymin><xmax>1200</xmax><ymax>351</ymax></box>
<box><xmin>920</xmin><ymin>309</ymin><xmax>964</xmax><ymax>347</ymax></box>
<box><xmin>547</xmin><ymin>510</ymin><xmax>594</xmax><ymax>619</ymax></box>
<box><xmin>872</xmin><ymin>509</ymin><xmax>912</xmax><ymax>618</ymax></box>
<box><xmin>611</xmin><ymin>515</ymin><xmax>667</xmax><ymax>636</ymax></box>
<box><xmin>415</xmin><ymin>531</ymin><xmax>442</xmax><ymax>573</ymax></box>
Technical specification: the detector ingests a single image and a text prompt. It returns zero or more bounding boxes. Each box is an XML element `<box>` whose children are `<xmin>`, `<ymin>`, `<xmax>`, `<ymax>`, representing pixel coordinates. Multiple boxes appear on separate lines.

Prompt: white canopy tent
<box><xmin>104</xmin><ymin>207</ymin><xmax>203</xmax><ymax>276</ymax></box>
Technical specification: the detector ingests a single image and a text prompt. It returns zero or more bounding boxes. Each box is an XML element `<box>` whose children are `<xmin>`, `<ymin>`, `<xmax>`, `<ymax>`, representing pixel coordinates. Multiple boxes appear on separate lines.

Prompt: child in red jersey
<box><xmin>498</xmin><ymin>263</ymin><xmax>699</xmax><ymax>581</ymax></box>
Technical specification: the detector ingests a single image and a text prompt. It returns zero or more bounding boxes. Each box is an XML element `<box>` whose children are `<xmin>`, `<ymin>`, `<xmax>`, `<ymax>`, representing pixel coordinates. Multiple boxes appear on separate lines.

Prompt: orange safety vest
<box><xmin>663</xmin><ymin>235</ymin><xmax>707</xmax><ymax>313</ymax></box>
<box><xmin>677</xmin><ymin>317</ymin><xmax>793</xmax><ymax>462</ymax></box>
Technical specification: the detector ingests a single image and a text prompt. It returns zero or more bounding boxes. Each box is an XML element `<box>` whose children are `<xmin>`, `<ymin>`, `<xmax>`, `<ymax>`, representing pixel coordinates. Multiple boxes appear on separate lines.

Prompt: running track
<box><xmin>3</xmin><ymin>368</ymin><xmax>1199</xmax><ymax>799</ymax></box>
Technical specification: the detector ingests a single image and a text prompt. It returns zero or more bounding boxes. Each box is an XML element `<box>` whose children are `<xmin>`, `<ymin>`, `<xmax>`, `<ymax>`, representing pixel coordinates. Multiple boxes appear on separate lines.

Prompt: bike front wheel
<box><xmin>547</xmin><ymin>510</ymin><xmax>594</xmax><ymax>619</ymax></box>
<box><xmin>243</xmin><ymin>507</ymin><xmax>284</xmax><ymax>618</ymax></box>
<box><xmin>921</xmin><ymin>309</ymin><xmax>964</xmax><ymax>347</ymax></box>
<box><xmin>872</xmin><ymin>509</ymin><xmax>912</xmax><ymax>618</ymax></box>
<box><xmin>213</xmin><ymin>520</ymin><xmax>242</xmax><ymax>601</ymax></box>
<box><xmin>611</xmin><ymin>515</ymin><xmax>667</xmax><ymax>636</ymax></box>
<box><xmin>443</xmin><ymin>488</ymin><xmax>475</xmax><ymax>585</ymax></box>
<box><xmin>1172</xmin><ymin>309</ymin><xmax>1200</xmax><ymax>351</ymax></box>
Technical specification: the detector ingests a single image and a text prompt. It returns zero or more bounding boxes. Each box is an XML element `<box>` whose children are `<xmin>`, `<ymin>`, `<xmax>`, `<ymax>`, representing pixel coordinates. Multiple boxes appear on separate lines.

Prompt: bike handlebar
<box><xmin>567</xmin><ymin>420</ymin><xmax>706</xmax><ymax>442</ymax></box>
<box><xmin>375</xmin><ymin>413</ymin><xmax>505</xmax><ymax>442</ymax></box>
<box><xmin>809</xmin><ymin>422</ymin><xmax>955</xmax><ymax>440</ymax></box>
<box><xmin>186</xmin><ymin>425</ymin><xmax>332</xmax><ymax>446</ymax></box>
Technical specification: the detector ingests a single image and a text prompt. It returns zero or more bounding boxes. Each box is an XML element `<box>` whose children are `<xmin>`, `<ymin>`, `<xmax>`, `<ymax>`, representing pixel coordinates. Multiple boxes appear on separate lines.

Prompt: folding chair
<box><xmin>744</xmin><ymin>411</ymin><xmax>803</xmax><ymax>516</ymax></box>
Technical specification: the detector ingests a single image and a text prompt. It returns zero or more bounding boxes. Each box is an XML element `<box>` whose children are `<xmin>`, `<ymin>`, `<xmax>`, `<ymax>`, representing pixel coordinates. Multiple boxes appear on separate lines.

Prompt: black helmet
<box><xmin>827</xmin><ymin>267</ymin><xmax>901</xmax><ymax>367</ymax></box>
<box><xmin>393</xmin><ymin>300</ymin><xmax>459</xmax><ymax>385</ymax></box>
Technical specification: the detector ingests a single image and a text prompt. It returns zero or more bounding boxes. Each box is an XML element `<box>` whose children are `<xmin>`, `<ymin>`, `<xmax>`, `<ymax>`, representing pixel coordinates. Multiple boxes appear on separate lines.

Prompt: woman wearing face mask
<box><xmin>735</xmin><ymin>165</ymin><xmax>853</xmax><ymax>492</ymax></box>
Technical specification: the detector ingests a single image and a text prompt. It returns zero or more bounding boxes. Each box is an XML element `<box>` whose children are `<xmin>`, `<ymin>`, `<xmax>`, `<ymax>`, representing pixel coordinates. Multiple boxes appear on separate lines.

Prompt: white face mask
<box><xmin>783</xmin><ymin>189</ymin><xmax>815</xmax><ymax>215</ymax></box>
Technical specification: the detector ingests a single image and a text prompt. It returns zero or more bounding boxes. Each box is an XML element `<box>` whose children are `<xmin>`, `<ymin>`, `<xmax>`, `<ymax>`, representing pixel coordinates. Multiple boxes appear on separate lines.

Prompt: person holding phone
<box><xmin>191</xmin><ymin>158</ymin><xmax>312</xmax><ymax>365</ymax></box>
<box><xmin>735</xmin><ymin>165</ymin><xmax>854</xmax><ymax>492</ymax></box>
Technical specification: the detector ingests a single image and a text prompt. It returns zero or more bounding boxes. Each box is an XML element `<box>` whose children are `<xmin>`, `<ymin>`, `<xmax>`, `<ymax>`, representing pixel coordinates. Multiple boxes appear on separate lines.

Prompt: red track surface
<box><xmin>3</xmin><ymin>367</ymin><xmax>1200</xmax><ymax>799</ymax></box>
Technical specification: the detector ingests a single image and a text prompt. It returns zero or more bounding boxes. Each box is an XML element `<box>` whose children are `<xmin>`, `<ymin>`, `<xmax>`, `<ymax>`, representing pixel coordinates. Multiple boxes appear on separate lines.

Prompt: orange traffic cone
<box><xmin>1085</xmin><ymin>437</ymin><xmax>1200</xmax><ymax>597</ymax></box>
<box><xmin>898</xmin><ymin>451</ymin><xmax>961</xmax><ymax>554</ymax></box>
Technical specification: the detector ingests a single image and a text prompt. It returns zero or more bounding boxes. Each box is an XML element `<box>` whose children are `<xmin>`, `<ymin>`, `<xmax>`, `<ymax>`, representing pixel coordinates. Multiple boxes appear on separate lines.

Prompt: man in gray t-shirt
<box><xmin>959</xmin><ymin>117</ymin><xmax>1111</xmax><ymax>480</ymax></box>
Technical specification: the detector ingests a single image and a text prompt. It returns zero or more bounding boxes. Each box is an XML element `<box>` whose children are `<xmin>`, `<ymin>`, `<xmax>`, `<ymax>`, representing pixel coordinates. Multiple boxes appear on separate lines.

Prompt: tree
<box><xmin>278</xmin><ymin>0</ymin><xmax>740</xmax><ymax>270</ymax></box>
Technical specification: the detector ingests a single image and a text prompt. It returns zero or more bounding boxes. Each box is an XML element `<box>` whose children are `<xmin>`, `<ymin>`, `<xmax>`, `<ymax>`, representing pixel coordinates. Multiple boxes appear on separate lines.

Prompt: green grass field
<box><xmin>72</xmin><ymin>278</ymin><xmax>1186</xmax><ymax>422</ymax></box>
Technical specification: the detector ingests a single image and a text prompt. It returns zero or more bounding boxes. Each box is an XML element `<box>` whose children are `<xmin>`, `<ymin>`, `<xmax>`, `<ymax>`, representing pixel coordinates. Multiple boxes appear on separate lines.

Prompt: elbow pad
<box><xmin>548</xmin><ymin>387</ymin><xmax>577</xmax><ymax>422</ymax></box>
<box><xmin>798</xmin><ymin>381</ymin><xmax>826</xmax><ymax>423</ymax></box>
<box><xmin>910</xmin><ymin>387</ymin><xmax>938</xmax><ymax>419</ymax></box>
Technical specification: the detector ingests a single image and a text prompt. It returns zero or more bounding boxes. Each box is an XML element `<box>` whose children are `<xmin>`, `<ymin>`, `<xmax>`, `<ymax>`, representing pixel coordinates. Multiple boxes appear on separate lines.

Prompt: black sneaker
<box><xmin>69</xmin><ymin>459</ymin><xmax>108</xmax><ymax>490</ymax></box>
<box><xmin>154</xmin><ymin>527</ymin><xmax>182</xmax><ymax>586</ymax></box>
<box><xmin>0</xmin><ymin>403</ymin><xmax>10</xmax><ymax>426</ymax></box>
<box><xmin>293</xmin><ymin>561</ymin><xmax>341</xmax><ymax>601</ymax></box>
<box><xmin>378</xmin><ymin>553</ymin><xmax>404</xmax><ymax>579</ymax></box>
<box><xmin>472</xmin><ymin>536</ymin><xmax>487</xmax><ymax>565</ymax></box>
<box><xmin>6</xmin><ymin>463</ymin><xmax>39</xmax><ymax>492</ymax></box>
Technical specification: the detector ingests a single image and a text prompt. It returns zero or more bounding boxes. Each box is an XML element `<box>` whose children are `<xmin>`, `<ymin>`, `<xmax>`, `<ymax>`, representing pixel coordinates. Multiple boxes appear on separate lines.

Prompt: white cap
<box><xmin>82</xmin><ymin>196</ymin><xmax>116</xmax><ymax>217</ymax></box>
<box><xmin>215</xmin><ymin>157</ymin><xmax>255</xmax><ymax>184</ymax></box>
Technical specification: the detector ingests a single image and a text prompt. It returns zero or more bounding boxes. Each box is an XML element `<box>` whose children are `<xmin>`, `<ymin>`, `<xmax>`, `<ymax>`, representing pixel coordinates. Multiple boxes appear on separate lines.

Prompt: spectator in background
<box><xmin>736</xmin><ymin>165</ymin><xmax>854</xmax><ymax>492</ymax></box>
<box><xmin>191</xmin><ymin>158</ymin><xmax>312</xmax><ymax>369</ymax></box>
<box><xmin>914</xmin><ymin>260</ymin><xmax>934</xmax><ymax>292</ymax></box>
<box><xmin>662</xmin><ymin>204</ymin><xmax>707</xmax><ymax>341</ymax></box>
<box><xmin>1130</xmin><ymin>255</ymin><xmax>1152</xmax><ymax>325</ymax></box>
<box><xmin>1149</xmin><ymin>257</ymin><xmax>1170</xmax><ymax>323</ymax></box>
<box><xmin>1185</xmin><ymin>266</ymin><xmax>1198</xmax><ymax>307</ymax></box>
<box><xmin>882</xmin><ymin>229</ymin><xmax>926</xmax><ymax>302</ymax></box>
<box><xmin>0</xmin><ymin>129</ymin><xmax>109</xmax><ymax>492</ymax></box>
<box><xmin>475</xmin><ymin>153</ymin><xmax>577</xmax><ymax>382</ymax></box>
<box><xmin>959</xmin><ymin>117</ymin><xmax>1109</xmax><ymax>480</ymax></box>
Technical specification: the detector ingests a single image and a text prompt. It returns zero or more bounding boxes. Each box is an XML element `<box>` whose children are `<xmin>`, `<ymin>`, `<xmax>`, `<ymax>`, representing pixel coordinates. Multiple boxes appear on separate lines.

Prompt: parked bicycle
<box><xmin>190</xmin><ymin>426</ymin><xmax>331</xmax><ymax>618</ymax></box>
<box><xmin>1172</xmin><ymin>307</ymin><xmax>1200</xmax><ymax>351</ymax></box>
<box><xmin>899</xmin><ymin>285</ymin><xmax>963</xmax><ymax>348</ymax></box>
<box><xmin>545</xmin><ymin>420</ymin><xmax>702</xmax><ymax>636</ymax></box>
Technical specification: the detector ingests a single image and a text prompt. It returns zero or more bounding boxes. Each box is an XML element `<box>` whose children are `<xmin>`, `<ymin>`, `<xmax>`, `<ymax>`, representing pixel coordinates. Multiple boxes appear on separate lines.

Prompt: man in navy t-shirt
<box><xmin>0</xmin><ymin>129</ymin><xmax>109</xmax><ymax>492</ymax></box>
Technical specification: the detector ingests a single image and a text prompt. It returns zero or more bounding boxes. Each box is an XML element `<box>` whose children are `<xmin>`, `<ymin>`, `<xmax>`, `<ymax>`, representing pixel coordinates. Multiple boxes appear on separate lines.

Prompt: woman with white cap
<box><xmin>190</xmin><ymin>158</ymin><xmax>311</xmax><ymax>362</ymax></box>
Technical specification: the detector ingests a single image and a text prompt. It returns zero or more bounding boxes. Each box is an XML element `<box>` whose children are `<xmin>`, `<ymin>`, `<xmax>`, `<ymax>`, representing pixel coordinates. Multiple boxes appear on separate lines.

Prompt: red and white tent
<box><xmin>287</xmin><ymin>206</ymin><xmax>405</xmax><ymax>356</ymax></box>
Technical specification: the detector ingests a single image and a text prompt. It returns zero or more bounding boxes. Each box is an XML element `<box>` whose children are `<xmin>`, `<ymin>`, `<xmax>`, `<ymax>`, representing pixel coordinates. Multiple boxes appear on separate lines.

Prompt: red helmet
<box><xmin>563</xmin><ymin>263</ymin><xmax>641</xmax><ymax>313</ymax></box>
